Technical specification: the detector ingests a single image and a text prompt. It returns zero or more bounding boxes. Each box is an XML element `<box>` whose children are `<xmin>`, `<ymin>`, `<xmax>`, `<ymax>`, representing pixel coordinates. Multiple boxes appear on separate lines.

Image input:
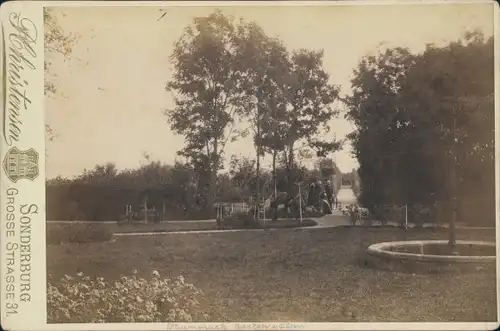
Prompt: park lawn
<box><xmin>47</xmin><ymin>227</ymin><xmax>497</xmax><ymax>322</ymax></box>
<box><xmin>47</xmin><ymin>218</ymin><xmax>318</xmax><ymax>236</ymax></box>
<box><xmin>47</xmin><ymin>221</ymin><xmax>219</xmax><ymax>235</ymax></box>
<box><xmin>115</xmin><ymin>221</ymin><xmax>219</xmax><ymax>233</ymax></box>
<box><xmin>259</xmin><ymin>218</ymin><xmax>317</xmax><ymax>229</ymax></box>
<box><xmin>113</xmin><ymin>218</ymin><xmax>317</xmax><ymax>232</ymax></box>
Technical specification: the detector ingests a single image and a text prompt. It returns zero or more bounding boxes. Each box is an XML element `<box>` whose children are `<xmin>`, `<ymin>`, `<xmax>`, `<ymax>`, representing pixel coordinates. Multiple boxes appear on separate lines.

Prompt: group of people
<box><xmin>213</xmin><ymin>178</ymin><xmax>338</xmax><ymax>224</ymax></box>
<box><xmin>307</xmin><ymin>179</ymin><xmax>336</xmax><ymax>214</ymax></box>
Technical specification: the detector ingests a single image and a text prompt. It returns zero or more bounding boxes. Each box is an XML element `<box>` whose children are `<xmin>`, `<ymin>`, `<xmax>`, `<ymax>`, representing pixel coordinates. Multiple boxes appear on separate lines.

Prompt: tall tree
<box><xmin>228</xmin><ymin>155</ymin><xmax>258</xmax><ymax>202</ymax></box>
<box><xmin>345</xmin><ymin>47</ymin><xmax>416</xmax><ymax>213</ymax></box>
<box><xmin>346</xmin><ymin>31</ymin><xmax>494</xmax><ymax>237</ymax></box>
<box><xmin>77</xmin><ymin>163</ymin><xmax>118</xmax><ymax>185</ymax></box>
<box><xmin>282</xmin><ymin>50</ymin><xmax>340</xmax><ymax>195</ymax></box>
<box><xmin>398</xmin><ymin>32</ymin><xmax>494</xmax><ymax>241</ymax></box>
<box><xmin>260</xmin><ymin>105</ymin><xmax>290</xmax><ymax>220</ymax></box>
<box><xmin>166</xmin><ymin>11</ymin><xmax>247</xmax><ymax>216</ymax></box>
<box><xmin>44</xmin><ymin>8</ymin><xmax>79</xmax><ymax>141</ymax></box>
<box><xmin>234</xmin><ymin>21</ymin><xmax>291</xmax><ymax>219</ymax></box>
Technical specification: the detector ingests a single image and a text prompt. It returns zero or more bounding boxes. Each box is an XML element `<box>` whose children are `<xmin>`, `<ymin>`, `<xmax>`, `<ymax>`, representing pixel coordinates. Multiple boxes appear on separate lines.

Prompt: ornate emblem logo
<box><xmin>2</xmin><ymin>147</ymin><xmax>39</xmax><ymax>183</ymax></box>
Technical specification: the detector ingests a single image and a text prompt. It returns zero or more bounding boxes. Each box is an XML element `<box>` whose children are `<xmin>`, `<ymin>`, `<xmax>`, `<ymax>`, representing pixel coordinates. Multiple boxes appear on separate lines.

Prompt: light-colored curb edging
<box><xmin>367</xmin><ymin>240</ymin><xmax>496</xmax><ymax>263</ymax></box>
<box><xmin>112</xmin><ymin>223</ymin><xmax>495</xmax><ymax>237</ymax></box>
<box><xmin>47</xmin><ymin>218</ymin><xmax>495</xmax><ymax>231</ymax></box>
<box><xmin>115</xmin><ymin>228</ymin><xmax>268</xmax><ymax>236</ymax></box>
<box><xmin>114</xmin><ymin>224</ymin><xmax>318</xmax><ymax>236</ymax></box>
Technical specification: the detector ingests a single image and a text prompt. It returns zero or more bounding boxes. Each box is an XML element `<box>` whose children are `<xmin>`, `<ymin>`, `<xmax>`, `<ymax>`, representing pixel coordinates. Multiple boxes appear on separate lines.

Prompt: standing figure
<box><xmin>287</xmin><ymin>192</ymin><xmax>304</xmax><ymax>221</ymax></box>
<box><xmin>319</xmin><ymin>192</ymin><xmax>333</xmax><ymax>215</ymax></box>
<box><xmin>307</xmin><ymin>181</ymin><xmax>317</xmax><ymax>208</ymax></box>
<box><xmin>324</xmin><ymin>180</ymin><xmax>333</xmax><ymax>211</ymax></box>
<box><xmin>315</xmin><ymin>180</ymin><xmax>324</xmax><ymax>211</ymax></box>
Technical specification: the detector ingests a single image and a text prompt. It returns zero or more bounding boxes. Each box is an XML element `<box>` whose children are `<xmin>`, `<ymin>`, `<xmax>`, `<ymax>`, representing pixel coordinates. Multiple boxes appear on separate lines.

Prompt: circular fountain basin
<box><xmin>365</xmin><ymin>240</ymin><xmax>496</xmax><ymax>273</ymax></box>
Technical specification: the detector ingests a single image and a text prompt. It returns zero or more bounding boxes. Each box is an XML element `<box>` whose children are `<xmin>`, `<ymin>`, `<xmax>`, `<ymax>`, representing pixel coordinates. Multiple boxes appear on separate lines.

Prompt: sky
<box><xmin>45</xmin><ymin>2</ymin><xmax>495</xmax><ymax>179</ymax></box>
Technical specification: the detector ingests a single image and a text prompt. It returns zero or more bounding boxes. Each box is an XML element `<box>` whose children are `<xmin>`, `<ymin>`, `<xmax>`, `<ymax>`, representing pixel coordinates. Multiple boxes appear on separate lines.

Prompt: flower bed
<box><xmin>47</xmin><ymin>271</ymin><xmax>208</xmax><ymax>323</ymax></box>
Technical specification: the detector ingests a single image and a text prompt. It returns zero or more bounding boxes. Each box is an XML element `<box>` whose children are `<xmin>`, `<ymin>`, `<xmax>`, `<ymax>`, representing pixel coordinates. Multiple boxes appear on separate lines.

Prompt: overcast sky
<box><xmin>45</xmin><ymin>2</ymin><xmax>494</xmax><ymax>179</ymax></box>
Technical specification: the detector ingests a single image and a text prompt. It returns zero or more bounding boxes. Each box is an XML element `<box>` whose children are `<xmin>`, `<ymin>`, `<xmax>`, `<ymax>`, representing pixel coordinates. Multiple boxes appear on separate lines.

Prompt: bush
<box><xmin>302</xmin><ymin>208</ymin><xmax>324</xmax><ymax>218</ymax></box>
<box><xmin>47</xmin><ymin>223</ymin><xmax>113</xmax><ymax>245</ymax></box>
<box><xmin>342</xmin><ymin>205</ymin><xmax>371</xmax><ymax>226</ymax></box>
<box><xmin>47</xmin><ymin>271</ymin><xmax>208</xmax><ymax>323</ymax></box>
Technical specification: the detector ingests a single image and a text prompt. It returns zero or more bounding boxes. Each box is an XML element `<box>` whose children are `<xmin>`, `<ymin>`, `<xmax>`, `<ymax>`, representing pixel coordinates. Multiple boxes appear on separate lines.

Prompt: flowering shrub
<box><xmin>342</xmin><ymin>205</ymin><xmax>370</xmax><ymax>226</ymax></box>
<box><xmin>47</xmin><ymin>270</ymin><xmax>209</xmax><ymax>323</ymax></box>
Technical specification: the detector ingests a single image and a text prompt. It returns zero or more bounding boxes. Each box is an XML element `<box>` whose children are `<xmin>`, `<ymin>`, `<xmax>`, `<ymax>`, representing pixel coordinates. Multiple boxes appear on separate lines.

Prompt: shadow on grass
<box><xmin>215</xmin><ymin>218</ymin><xmax>318</xmax><ymax>231</ymax></box>
<box><xmin>47</xmin><ymin>219</ymin><xmax>319</xmax><ymax>242</ymax></box>
<box><xmin>262</xmin><ymin>218</ymin><xmax>318</xmax><ymax>229</ymax></box>
<box><xmin>358</xmin><ymin>254</ymin><xmax>496</xmax><ymax>275</ymax></box>
<box><xmin>47</xmin><ymin>223</ymin><xmax>114</xmax><ymax>245</ymax></box>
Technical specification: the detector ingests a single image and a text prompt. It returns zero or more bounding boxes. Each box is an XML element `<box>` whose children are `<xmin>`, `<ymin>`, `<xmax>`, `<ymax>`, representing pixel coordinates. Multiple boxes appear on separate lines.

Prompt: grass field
<box><xmin>47</xmin><ymin>227</ymin><xmax>497</xmax><ymax>322</ymax></box>
<box><xmin>47</xmin><ymin>218</ymin><xmax>317</xmax><ymax>236</ymax></box>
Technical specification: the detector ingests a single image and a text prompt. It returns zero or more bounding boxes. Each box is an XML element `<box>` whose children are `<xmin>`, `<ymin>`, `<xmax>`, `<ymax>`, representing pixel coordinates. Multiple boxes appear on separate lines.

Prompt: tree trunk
<box><xmin>272</xmin><ymin>150</ymin><xmax>278</xmax><ymax>222</ymax></box>
<box><xmin>449</xmin><ymin>110</ymin><xmax>457</xmax><ymax>248</ymax></box>
<box><xmin>285</xmin><ymin>143</ymin><xmax>295</xmax><ymax>210</ymax></box>
<box><xmin>255</xmin><ymin>107</ymin><xmax>262</xmax><ymax>221</ymax></box>
<box><xmin>256</xmin><ymin>144</ymin><xmax>261</xmax><ymax>221</ymax></box>
<box><xmin>207</xmin><ymin>138</ymin><xmax>219</xmax><ymax>219</ymax></box>
<box><xmin>391</xmin><ymin>158</ymin><xmax>400</xmax><ymax>226</ymax></box>
<box><xmin>207</xmin><ymin>169</ymin><xmax>217</xmax><ymax>219</ymax></box>
<box><xmin>162</xmin><ymin>201</ymin><xmax>166</xmax><ymax>222</ymax></box>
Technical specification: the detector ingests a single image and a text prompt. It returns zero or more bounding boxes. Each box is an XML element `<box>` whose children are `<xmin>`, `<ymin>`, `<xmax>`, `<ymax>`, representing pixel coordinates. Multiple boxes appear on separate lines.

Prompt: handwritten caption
<box><xmin>4</xmin><ymin>12</ymin><xmax>38</xmax><ymax>147</ymax></box>
<box><xmin>164</xmin><ymin>323</ymin><xmax>305</xmax><ymax>330</ymax></box>
<box><xmin>3</xmin><ymin>11</ymin><xmax>38</xmax><ymax>318</ymax></box>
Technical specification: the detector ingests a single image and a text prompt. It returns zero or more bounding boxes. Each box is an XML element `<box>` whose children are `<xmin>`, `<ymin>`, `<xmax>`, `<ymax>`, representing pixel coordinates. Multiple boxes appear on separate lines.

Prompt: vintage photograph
<box><xmin>44</xmin><ymin>2</ymin><xmax>496</xmax><ymax>324</ymax></box>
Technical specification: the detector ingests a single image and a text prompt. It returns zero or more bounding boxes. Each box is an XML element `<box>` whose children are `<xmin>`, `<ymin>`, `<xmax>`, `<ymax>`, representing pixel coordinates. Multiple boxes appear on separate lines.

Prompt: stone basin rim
<box><xmin>367</xmin><ymin>240</ymin><xmax>496</xmax><ymax>263</ymax></box>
